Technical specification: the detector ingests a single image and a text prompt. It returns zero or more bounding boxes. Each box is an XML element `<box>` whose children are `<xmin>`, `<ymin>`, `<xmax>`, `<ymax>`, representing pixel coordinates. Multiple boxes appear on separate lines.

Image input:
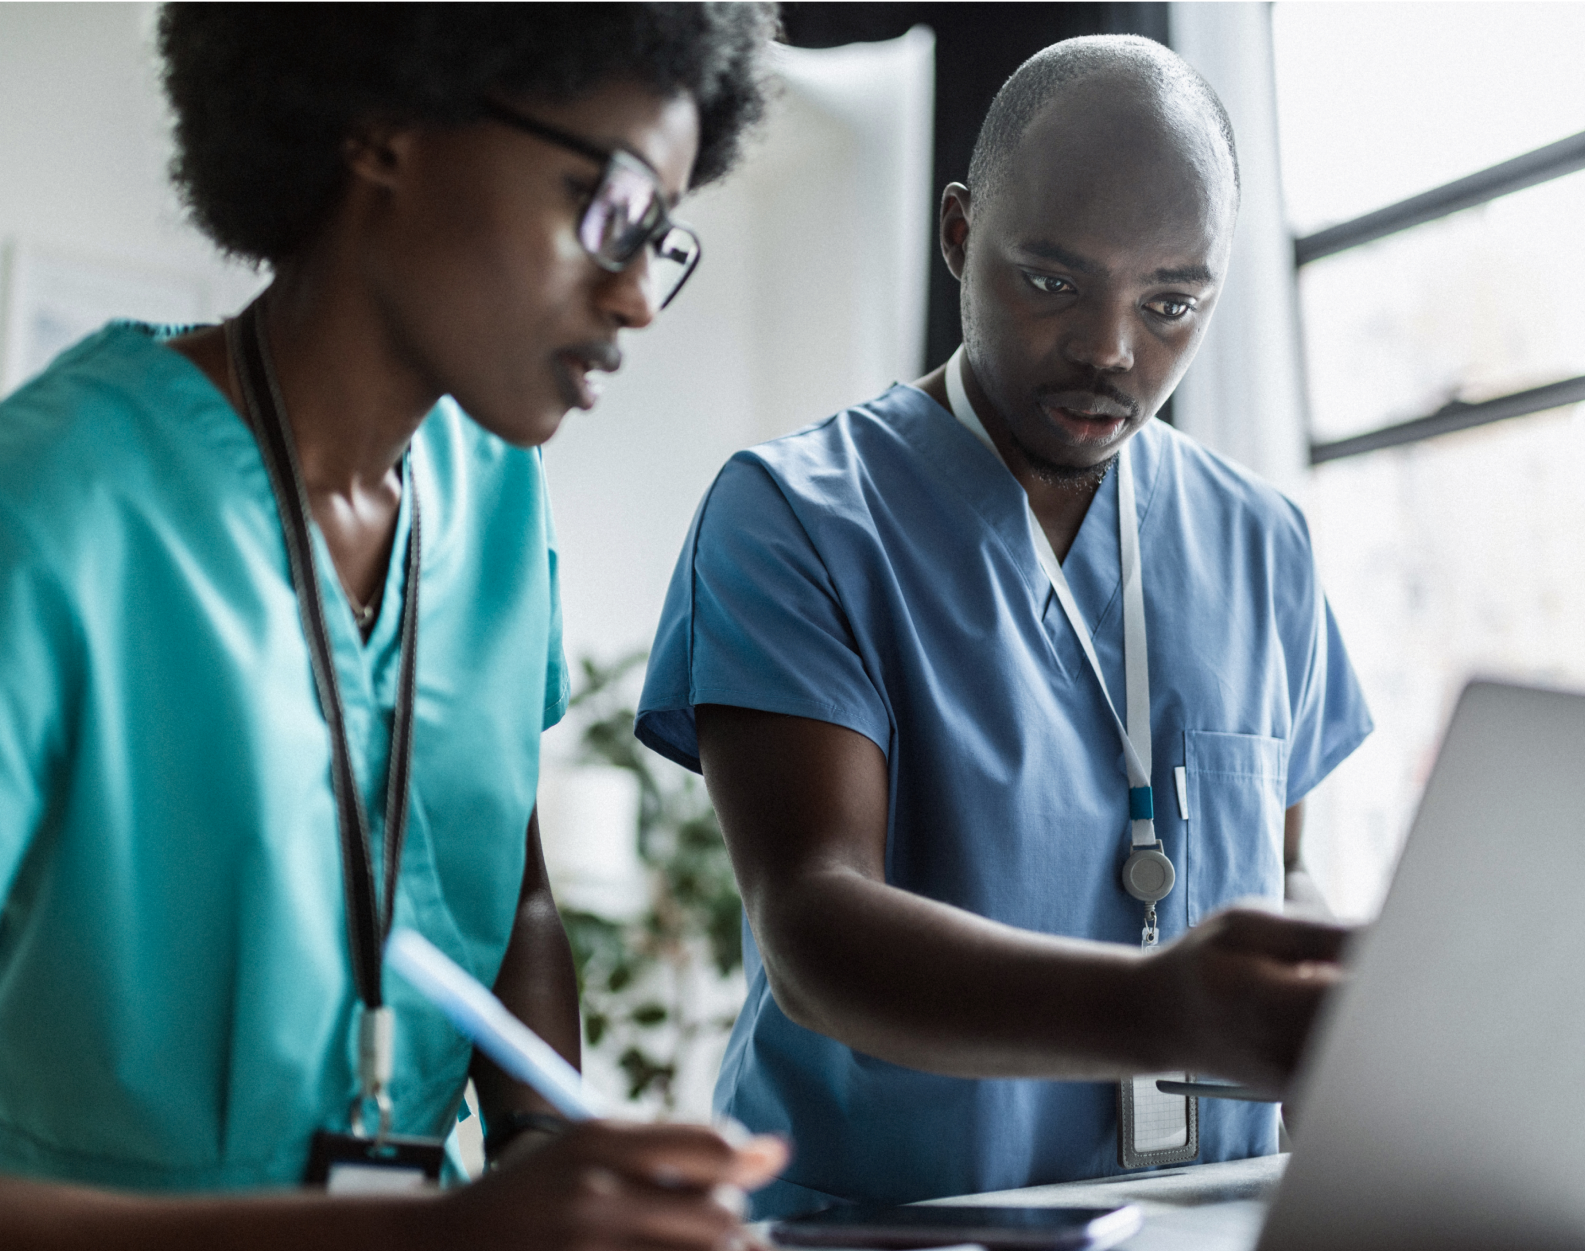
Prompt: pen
<box><xmin>385</xmin><ymin>925</ymin><xmax>605</xmax><ymax>1121</ymax></box>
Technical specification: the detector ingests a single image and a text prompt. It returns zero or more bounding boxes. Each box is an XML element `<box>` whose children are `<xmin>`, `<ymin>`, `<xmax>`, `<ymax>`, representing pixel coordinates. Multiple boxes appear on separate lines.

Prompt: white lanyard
<box><xmin>944</xmin><ymin>347</ymin><xmax>1157</xmax><ymax>850</ymax></box>
<box><xmin>944</xmin><ymin>353</ymin><xmax>1193</xmax><ymax>1142</ymax></box>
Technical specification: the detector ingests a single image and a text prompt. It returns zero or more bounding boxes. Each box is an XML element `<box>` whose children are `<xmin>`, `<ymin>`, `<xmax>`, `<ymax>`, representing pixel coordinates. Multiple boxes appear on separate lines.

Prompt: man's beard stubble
<box><xmin>1008</xmin><ymin>432</ymin><xmax>1119</xmax><ymax>490</ymax></box>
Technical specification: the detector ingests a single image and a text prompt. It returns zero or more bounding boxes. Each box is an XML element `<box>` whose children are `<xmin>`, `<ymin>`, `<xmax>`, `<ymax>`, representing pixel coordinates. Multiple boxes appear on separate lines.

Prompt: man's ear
<box><xmin>343</xmin><ymin>121</ymin><xmax>418</xmax><ymax>192</ymax></box>
<box><xmin>939</xmin><ymin>182</ymin><xmax>972</xmax><ymax>281</ymax></box>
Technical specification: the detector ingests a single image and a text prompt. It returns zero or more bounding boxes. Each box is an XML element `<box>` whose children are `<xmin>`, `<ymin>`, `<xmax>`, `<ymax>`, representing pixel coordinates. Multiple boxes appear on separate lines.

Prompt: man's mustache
<box><xmin>1032</xmin><ymin>374</ymin><xmax>1140</xmax><ymax>421</ymax></box>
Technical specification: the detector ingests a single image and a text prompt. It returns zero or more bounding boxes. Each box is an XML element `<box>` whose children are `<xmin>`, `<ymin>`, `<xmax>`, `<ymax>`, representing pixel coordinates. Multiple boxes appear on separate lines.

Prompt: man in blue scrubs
<box><xmin>637</xmin><ymin>36</ymin><xmax>1372</xmax><ymax>1216</ymax></box>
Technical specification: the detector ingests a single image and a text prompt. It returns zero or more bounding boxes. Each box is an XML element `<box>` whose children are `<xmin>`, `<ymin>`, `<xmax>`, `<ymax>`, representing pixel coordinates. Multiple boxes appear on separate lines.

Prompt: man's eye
<box><xmin>1148</xmin><ymin>297</ymin><xmax>1194</xmax><ymax>320</ymax></box>
<box><xmin>1022</xmin><ymin>271</ymin><xmax>1073</xmax><ymax>296</ymax></box>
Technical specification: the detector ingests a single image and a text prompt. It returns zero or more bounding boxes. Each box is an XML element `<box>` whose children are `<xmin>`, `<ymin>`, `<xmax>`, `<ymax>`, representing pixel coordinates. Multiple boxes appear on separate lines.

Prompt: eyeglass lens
<box><xmin>578</xmin><ymin>160</ymin><xmax>661</xmax><ymax>265</ymax></box>
<box><xmin>646</xmin><ymin>226</ymin><xmax>700</xmax><ymax>309</ymax></box>
<box><xmin>579</xmin><ymin>157</ymin><xmax>699</xmax><ymax>308</ymax></box>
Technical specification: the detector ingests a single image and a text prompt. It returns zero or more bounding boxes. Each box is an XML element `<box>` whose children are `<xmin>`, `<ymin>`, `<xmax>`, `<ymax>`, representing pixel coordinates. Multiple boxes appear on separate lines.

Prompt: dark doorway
<box><xmin>780</xmin><ymin>3</ymin><xmax>1172</xmax><ymax>377</ymax></box>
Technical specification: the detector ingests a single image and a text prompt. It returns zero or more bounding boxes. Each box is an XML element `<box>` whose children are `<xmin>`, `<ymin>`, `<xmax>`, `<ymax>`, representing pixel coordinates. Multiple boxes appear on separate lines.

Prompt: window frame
<box><xmin>1295</xmin><ymin>129</ymin><xmax>1585</xmax><ymax>464</ymax></box>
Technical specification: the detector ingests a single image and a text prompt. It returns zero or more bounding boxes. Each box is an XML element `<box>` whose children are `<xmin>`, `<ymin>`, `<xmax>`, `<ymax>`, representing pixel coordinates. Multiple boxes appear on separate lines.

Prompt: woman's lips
<box><xmin>555</xmin><ymin>352</ymin><xmax>606</xmax><ymax>410</ymax></box>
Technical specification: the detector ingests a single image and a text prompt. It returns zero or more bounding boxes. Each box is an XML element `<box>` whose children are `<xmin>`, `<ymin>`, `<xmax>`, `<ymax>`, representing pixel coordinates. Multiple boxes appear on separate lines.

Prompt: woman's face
<box><xmin>352</xmin><ymin>80</ymin><xmax>701</xmax><ymax>448</ymax></box>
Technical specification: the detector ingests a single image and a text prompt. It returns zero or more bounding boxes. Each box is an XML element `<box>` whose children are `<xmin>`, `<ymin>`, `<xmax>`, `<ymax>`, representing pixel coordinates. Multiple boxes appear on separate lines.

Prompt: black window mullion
<box><xmin>1295</xmin><ymin>129</ymin><xmax>1585</xmax><ymax>464</ymax></box>
<box><xmin>1310</xmin><ymin>375</ymin><xmax>1585</xmax><ymax>465</ymax></box>
<box><xmin>1295</xmin><ymin>130</ymin><xmax>1585</xmax><ymax>267</ymax></box>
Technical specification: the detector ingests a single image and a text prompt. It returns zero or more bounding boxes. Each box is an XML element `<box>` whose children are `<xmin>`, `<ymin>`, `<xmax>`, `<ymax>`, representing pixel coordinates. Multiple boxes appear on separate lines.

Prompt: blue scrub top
<box><xmin>0</xmin><ymin>324</ymin><xmax>567</xmax><ymax>1189</ymax></box>
<box><xmin>637</xmin><ymin>383</ymin><xmax>1372</xmax><ymax>1215</ymax></box>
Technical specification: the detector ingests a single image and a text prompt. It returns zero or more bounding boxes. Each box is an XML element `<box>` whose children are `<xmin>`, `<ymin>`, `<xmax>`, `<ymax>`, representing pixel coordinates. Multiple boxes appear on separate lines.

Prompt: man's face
<box><xmin>356</xmin><ymin>80</ymin><xmax>700</xmax><ymax>448</ymax></box>
<box><xmin>948</xmin><ymin>88</ymin><xmax>1236</xmax><ymax>477</ymax></box>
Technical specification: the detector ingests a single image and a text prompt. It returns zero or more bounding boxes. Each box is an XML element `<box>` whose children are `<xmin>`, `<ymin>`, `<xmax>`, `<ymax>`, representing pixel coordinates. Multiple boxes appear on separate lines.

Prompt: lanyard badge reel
<box><xmin>228</xmin><ymin>303</ymin><xmax>446</xmax><ymax>1193</ymax></box>
<box><xmin>944</xmin><ymin>347</ymin><xmax>1198</xmax><ymax>1169</ymax></box>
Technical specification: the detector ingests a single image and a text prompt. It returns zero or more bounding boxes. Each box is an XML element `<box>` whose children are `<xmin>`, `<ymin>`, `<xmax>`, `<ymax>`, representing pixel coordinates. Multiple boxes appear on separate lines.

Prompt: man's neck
<box><xmin>915</xmin><ymin>362</ymin><xmax>1107</xmax><ymax>563</ymax></box>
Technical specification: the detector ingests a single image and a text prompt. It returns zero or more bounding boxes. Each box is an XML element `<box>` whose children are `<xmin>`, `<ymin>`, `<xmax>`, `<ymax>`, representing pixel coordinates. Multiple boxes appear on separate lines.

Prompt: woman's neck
<box><xmin>259</xmin><ymin>258</ymin><xmax>441</xmax><ymax>497</ymax></box>
<box><xmin>168</xmin><ymin>247</ymin><xmax>441</xmax><ymax>615</ymax></box>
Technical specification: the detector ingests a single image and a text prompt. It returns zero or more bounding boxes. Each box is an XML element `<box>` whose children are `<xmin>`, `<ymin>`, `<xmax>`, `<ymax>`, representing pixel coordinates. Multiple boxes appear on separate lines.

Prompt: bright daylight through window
<box><xmin>1274</xmin><ymin>2</ymin><xmax>1585</xmax><ymax>917</ymax></box>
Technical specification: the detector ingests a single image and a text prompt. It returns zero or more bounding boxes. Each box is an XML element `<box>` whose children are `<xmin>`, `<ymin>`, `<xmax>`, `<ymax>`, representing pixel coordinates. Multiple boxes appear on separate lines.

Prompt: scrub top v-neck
<box><xmin>638</xmin><ymin>381</ymin><xmax>1372</xmax><ymax>1216</ymax></box>
<box><xmin>0</xmin><ymin>322</ymin><xmax>567</xmax><ymax>1189</ymax></box>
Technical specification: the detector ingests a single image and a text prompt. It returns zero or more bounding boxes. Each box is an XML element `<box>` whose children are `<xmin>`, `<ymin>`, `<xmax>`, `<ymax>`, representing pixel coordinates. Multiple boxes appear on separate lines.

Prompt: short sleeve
<box><xmin>636</xmin><ymin>456</ymin><xmax>892</xmax><ymax>773</ymax></box>
<box><xmin>0</xmin><ymin>506</ymin><xmax>78</xmax><ymax>902</ymax></box>
<box><xmin>1283</xmin><ymin>539</ymin><xmax>1373</xmax><ymax>805</ymax></box>
<box><xmin>539</xmin><ymin>451</ymin><xmax>569</xmax><ymax>731</ymax></box>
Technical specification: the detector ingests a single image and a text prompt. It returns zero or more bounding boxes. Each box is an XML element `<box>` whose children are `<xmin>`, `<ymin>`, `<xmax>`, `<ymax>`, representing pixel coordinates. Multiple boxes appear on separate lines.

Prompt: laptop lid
<box><xmin>1259</xmin><ymin>680</ymin><xmax>1585</xmax><ymax>1251</ymax></box>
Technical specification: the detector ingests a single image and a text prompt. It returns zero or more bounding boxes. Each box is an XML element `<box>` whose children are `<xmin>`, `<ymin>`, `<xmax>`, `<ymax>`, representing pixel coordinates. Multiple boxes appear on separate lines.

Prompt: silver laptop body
<box><xmin>1259</xmin><ymin>680</ymin><xmax>1585</xmax><ymax>1250</ymax></box>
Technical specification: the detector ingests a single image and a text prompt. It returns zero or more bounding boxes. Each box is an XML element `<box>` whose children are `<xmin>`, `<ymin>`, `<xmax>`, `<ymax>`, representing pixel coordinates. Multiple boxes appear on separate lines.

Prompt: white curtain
<box><xmin>1169</xmin><ymin>2</ymin><xmax>1308</xmax><ymax>493</ymax></box>
<box><xmin>737</xmin><ymin>31</ymin><xmax>936</xmax><ymax>442</ymax></box>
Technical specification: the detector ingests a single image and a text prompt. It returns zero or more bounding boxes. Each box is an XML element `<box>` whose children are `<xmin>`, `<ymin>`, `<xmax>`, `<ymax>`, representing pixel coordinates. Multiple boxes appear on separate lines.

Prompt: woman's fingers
<box><xmin>560</xmin><ymin>1121</ymin><xmax>741</xmax><ymax>1188</ymax></box>
<box><xmin>558</xmin><ymin>1121</ymin><xmax>789</xmax><ymax>1194</ymax></box>
<box><xmin>727</xmin><ymin>1135</ymin><xmax>789</xmax><ymax>1190</ymax></box>
<box><xmin>447</xmin><ymin>1119</ymin><xmax>788</xmax><ymax>1251</ymax></box>
<box><xmin>580</xmin><ymin>1172</ymin><xmax>745</xmax><ymax>1249</ymax></box>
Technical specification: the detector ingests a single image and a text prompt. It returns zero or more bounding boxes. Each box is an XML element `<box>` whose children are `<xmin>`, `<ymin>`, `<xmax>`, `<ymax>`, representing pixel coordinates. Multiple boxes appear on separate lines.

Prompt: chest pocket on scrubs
<box><xmin>1182</xmin><ymin>730</ymin><xmax>1286</xmax><ymax>926</ymax></box>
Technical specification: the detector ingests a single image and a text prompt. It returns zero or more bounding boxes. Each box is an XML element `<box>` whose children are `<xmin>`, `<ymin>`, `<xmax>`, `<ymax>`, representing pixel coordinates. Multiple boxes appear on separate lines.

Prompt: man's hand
<box><xmin>1145</xmin><ymin>908</ymin><xmax>1351</xmax><ymax>1096</ymax></box>
<box><xmin>698</xmin><ymin>704</ymin><xmax>1348</xmax><ymax>1087</ymax></box>
<box><xmin>438</xmin><ymin>1121</ymin><xmax>788</xmax><ymax>1251</ymax></box>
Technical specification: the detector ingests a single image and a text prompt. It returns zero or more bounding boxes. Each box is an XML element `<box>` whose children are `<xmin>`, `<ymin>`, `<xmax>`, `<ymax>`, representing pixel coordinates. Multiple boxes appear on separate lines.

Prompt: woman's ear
<box><xmin>343</xmin><ymin>121</ymin><xmax>418</xmax><ymax>192</ymax></box>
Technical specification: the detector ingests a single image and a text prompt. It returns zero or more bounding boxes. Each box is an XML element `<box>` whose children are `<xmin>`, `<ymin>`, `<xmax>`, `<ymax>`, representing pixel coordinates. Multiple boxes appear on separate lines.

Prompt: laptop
<box><xmin>1258</xmin><ymin>680</ymin><xmax>1585</xmax><ymax>1250</ymax></box>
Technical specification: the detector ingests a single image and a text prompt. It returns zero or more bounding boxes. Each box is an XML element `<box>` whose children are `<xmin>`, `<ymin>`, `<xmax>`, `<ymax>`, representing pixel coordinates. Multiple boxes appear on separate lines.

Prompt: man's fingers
<box><xmin>1213</xmin><ymin>907</ymin><xmax>1354</xmax><ymax>964</ymax></box>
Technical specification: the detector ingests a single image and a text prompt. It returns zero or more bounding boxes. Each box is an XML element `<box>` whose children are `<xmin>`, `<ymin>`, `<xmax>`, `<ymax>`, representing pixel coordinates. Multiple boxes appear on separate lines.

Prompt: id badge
<box><xmin>304</xmin><ymin>1130</ymin><xmax>446</xmax><ymax>1194</ymax></box>
<box><xmin>1117</xmin><ymin>1074</ymin><xmax>1199</xmax><ymax>1169</ymax></box>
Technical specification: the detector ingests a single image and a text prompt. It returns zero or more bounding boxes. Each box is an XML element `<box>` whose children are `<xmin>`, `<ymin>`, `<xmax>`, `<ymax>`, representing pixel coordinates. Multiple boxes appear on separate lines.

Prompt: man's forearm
<box><xmin>1282</xmin><ymin>802</ymin><xmax>1332</xmax><ymax>916</ymax></box>
<box><xmin>1284</xmin><ymin>864</ymin><xmax>1333</xmax><ymax>918</ymax></box>
<box><xmin>753</xmin><ymin>868</ymin><xmax>1166</xmax><ymax>1080</ymax></box>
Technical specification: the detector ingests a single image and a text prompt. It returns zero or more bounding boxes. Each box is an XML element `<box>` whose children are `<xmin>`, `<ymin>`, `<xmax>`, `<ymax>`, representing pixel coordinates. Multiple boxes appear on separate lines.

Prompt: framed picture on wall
<box><xmin>0</xmin><ymin>241</ymin><xmax>210</xmax><ymax>398</ymax></box>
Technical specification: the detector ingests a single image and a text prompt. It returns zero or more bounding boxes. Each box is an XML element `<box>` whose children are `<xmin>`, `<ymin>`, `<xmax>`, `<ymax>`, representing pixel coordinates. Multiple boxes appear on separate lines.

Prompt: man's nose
<box><xmin>1063</xmin><ymin>301</ymin><xmax>1134</xmax><ymax>373</ymax></box>
<box><xmin>596</xmin><ymin>250</ymin><xmax>660</xmax><ymax>331</ymax></box>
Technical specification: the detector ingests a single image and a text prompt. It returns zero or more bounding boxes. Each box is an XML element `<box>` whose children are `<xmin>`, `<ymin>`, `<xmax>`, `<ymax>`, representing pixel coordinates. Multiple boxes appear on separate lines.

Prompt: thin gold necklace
<box><xmin>348</xmin><ymin>588</ymin><xmax>381</xmax><ymax>636</ymax></box>
<box><xmin>224</xmin><ymin>321</ymin><xmax>383</xmax><ymax>640</ymax></box>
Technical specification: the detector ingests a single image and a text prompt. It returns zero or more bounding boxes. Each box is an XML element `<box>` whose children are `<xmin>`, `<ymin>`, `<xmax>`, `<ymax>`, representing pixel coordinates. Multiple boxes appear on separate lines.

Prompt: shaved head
<box><xmin>930</xmin><ymin>36</ymin><xmax>1240</xmax><ymax>490</ymax></box>
<box><xmin>967</xmin><ymin>35</ymin><xmax>1238</xmax><ymax>209</ymax></box>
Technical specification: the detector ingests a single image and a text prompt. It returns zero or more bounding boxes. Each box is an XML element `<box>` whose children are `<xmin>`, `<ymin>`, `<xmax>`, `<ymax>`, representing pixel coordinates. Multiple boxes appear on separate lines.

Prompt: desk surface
<box><xmin>922</xmin><ymin>1154</ymin><xmax>1287</xmax><ymax>1251</ymax></box>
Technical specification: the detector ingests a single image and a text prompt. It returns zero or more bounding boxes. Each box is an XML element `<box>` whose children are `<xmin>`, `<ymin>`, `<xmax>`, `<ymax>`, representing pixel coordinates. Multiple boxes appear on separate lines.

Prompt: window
<box><xmin>1273</xmin><ymin>3</ymin><xmax>1585</xmax><ymax>917</ymax></box>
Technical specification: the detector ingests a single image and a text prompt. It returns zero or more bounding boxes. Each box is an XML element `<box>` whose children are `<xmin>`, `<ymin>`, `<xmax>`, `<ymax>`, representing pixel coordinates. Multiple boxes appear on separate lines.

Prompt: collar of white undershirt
<box><xmin>943</xmin><ymin>344</ymin><xmax>1002</xmax><ymax>462</ymax></box>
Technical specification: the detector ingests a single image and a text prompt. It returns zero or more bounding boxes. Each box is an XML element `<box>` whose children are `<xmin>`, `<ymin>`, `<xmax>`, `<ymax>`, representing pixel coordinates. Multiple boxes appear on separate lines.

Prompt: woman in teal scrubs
<box><xmin>0</xmin><ymin>5</ymin><xmax>782</xmax><ymax>1246</ymax></box>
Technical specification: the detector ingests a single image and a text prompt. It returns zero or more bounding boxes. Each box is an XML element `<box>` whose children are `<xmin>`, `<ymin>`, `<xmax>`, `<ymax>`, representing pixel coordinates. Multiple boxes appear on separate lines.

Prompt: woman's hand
<box><xmin>435</xmin><ymin>1120</ymin><xmax>789</xmax><ymax>1251</ymax></box>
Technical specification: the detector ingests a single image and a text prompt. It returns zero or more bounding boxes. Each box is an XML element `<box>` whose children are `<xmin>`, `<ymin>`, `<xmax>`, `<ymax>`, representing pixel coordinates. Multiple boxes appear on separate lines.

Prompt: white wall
<box><xmin>0</xmin><ymin>3</ymin><xmax>264</xmax><ymax>385</ymax></box>
<box><xmin>544</xmin><ymin>30</ymin><xmax>935</xmax><ymax>673</ymax></box>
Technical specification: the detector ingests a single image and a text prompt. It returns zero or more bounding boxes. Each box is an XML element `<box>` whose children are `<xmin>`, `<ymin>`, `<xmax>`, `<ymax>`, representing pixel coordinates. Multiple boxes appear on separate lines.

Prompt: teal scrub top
<box><xmin>637</xmin><ymin>384</ymin><xmax>1372</xmax><ymax>1215</ymax></box>
<box><xmin>0</xmin><ymin>324</ymin><xmax>567</xmax><ymax>1190</ymax></box>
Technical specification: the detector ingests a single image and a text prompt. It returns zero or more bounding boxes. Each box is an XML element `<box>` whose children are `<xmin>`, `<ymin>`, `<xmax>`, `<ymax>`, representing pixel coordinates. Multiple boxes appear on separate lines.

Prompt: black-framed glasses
<box><xmin>482</xmin><ymin>99</ymin><xmax>702</xmax><ymax>311</ymax></box>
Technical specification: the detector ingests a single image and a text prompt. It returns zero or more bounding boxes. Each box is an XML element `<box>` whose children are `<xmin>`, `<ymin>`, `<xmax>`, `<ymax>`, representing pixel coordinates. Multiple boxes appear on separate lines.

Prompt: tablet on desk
<box><xmin>771</xmin><ymin>1202</ymin><xmax>1143</xmax><ymax>1251</ymax></box>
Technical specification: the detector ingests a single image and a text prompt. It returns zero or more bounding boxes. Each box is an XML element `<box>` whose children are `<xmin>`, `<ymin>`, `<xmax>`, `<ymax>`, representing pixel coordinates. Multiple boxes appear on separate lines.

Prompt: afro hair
<box><xmin>158</xmin><ymin>2</ymin><xmax>778</xmax><ymax>264</ymax></box>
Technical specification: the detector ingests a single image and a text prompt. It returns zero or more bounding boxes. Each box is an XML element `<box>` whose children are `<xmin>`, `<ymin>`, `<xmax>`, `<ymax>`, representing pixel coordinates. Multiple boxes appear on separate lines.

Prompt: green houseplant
<box><xmin>556</xmin><ymin>653</ymin><xmax>744</xmax><ymax>1112</ymax></box>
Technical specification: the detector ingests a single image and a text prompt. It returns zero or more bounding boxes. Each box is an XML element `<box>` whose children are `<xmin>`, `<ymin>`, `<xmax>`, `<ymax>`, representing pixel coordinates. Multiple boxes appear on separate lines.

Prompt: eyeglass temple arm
<box><xmin>479</xmin><ymin>99</ymin><xmax>661</xmax><ymax>176</ymax></box>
